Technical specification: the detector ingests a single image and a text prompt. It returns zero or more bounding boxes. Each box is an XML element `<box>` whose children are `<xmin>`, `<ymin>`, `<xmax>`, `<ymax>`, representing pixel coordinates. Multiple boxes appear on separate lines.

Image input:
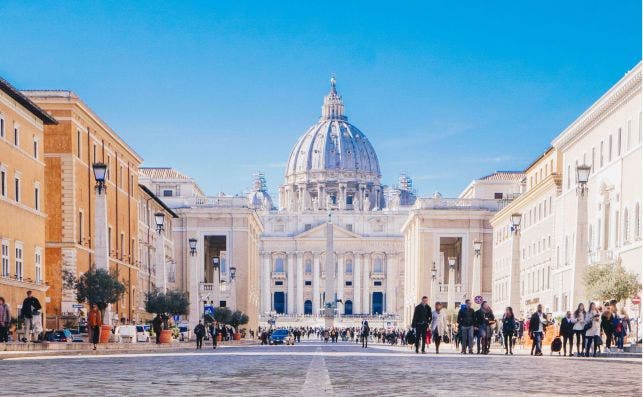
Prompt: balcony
<box><xmin>271</xmin><ymin>271</ymin><xmax>286</xmax><ymax>280</ymax></box>
<box><xmin>370</xmin><ymin>271</ymin><xmax>386</xmax><ymax>280</ymax></box>
<box><xmin>437</xmin><ymin>284</ymin><xmax>463</xmax><ymax>293</ymax></box>
<box><xmin>199</xmin><ymin>282</ymin><xmax>216</xmax><ymax>293</ymax></box>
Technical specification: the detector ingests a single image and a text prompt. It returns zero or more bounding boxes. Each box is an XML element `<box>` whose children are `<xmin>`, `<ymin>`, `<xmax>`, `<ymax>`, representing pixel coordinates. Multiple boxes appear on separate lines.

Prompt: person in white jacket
<box><xmin>572</xmin><ymin>303</ymin><xmax>586</xmax><ymax>356</ymax></box>
<box><xmin>432</xmin><ymin>302</ymin><xmax>447</xmax><ymax>354</ymax></box>
<box><xmin>584</xmin><ymin>302</ymin><xmax>601</xmax><ymax>357</ymax></box>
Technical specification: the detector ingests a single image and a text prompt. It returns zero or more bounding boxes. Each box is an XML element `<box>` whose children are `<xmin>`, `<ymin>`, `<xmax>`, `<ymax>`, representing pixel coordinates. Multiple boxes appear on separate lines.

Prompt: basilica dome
<box><xmin>284</xmin><ymin>77</ymin><xmax>381</xmax><ymax>185</ymax></box>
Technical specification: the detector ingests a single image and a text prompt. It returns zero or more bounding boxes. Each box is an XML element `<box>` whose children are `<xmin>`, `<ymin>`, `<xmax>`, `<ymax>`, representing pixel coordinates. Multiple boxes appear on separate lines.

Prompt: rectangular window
<box><xmin>35</xmin><ymin>249</ymin><xmax>42</xmax><ymax>283</ymax></box>
<box><xmin>77</xmin><ymin>130</ymin><xmax>82</xmax><ymax>158</ymax></box>
<box><xmin>0</xmin><ymin>170</ymin><xmax>5</xmax><ymax>197</ymax></box>
<box><xmin>304</xmin><ymin>224</ymin><xmax>312</xmax><ymax>231</ymax></box>
<box><xmin>591</xmin><ymin>148</ymin><xmax>595</xmax><ymax>172</ymax></box>
<box><xmin>374</xmin><ymin>281</ymin><xmax>382</xmax><ymax>286</ymax></box>
<box><xmin>34</xmin><ymin>186</ymin><xmax>39</xmax><ymax>210</ymax></box>
<box><xmin>600</xmin><ymin>141</ymin><xmax>604</xmax><ymax>167</ymax></box>
<box><xmin>15</xmin><ymin>244</ymin><xmax>23</xmax><ymax>280</ymax></box>
<box><xmin>163</xmin><ymin>189</ymin><xmax>173</xmax><ymax>197</ymax></box>
<box><xmin>14</xmin><ymin>177</ymin><xmax>20</xmax><ymax>202</ymax></box>
<box><xmin>608</xmin><ymin>135</ymin><xmax>612</xmax><ymax>162</ymax></box>
<box><xmin>494</xmin><ymin>192</ymin><xmax>503</xmax><ymax>199</ymax></box>
<box><xmin>304</xmin><ymin>280</ymin><xmax>312</xmax><ymax>286</ymax></box>
<box><xmin>346</xmin><ymin>224</ymin><xmax>353</xmax><ymax>232</ymax></box>
<box><xmin>618</xmin><ymin>128</ymin><xmax>622</xmax><ymax>156</ymax></box>
<box><xmin>274</xmin><ymin>281</ymin><xmax>283</xmax><ymax>286</ymax></box>
<box><xmin>93</xmin><ymin>144</ymin><xmax>97</xmax><ymax>164</ymax></box>
<box><xmin>33</xmin><ymin>139</ymin><xmax>38</xmax><ymax>159</ymax></box>
<box><xmin>0</xmin><ymin>116</ymin><xmax>4</xmax><ymax>138</ymax></box>
<box><xmin>120</xmin><ymin>233</ymin><xmax>124</xmax><ymax>260</ymax></box>
<box><xmin>13</xmin><ymin>126</ymin><xmax>19</xmax><ymax>146</ymax></box>
<box><xmin>78</xmin><ymin>211</ymin><xmax>83</xmax><ymax>244</ymax></box>
<box><xmin>346</xmin><ymin>195</ymin><xmax>353</xmax><ymax>205</ymax></box>
<box><xmin>1</xmin><ymin>241</ymin><xmax>9</xmax><ymax>277</ymax></box>
<box><xmin>108</xmin><ymin>226</ymin><xmax>112</xmax><ymax>254</ymax></box>
<box><xmin>345</xmin><ymin>281</ymin><xmax>352</xmax><ymax>286</ymax></box>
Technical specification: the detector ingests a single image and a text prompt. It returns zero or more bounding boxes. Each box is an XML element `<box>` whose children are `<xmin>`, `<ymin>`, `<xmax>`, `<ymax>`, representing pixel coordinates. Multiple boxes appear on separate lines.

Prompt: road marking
<box><xmin>302</xmin><ymin>347</ymin><xmax>334</xmax><ymax>396</ymax></box>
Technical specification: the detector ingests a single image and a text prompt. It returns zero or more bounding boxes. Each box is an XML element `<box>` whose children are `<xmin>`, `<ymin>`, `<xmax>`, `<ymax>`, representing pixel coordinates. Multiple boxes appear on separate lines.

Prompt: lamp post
<box><xmin>509</xmin><ymin>213</ymin><xmax>522</xmax><ymax>315</ymax></box>
<box><xmin>447</xmin><ymin>256</ymin><xmax>456</xmax><ymax>311</ymax></box>
<box><xmin>188</xmin><ymin>237</ymin><xmax>198</xmax><ymax>331</ymax></box>
<box><xmin>212</xmin><ymin>256</ymin><xmax>221</xmax><ymax>307</ymax></box>
<box><xmin>573</xmin><ymin>164</ymin><xmax>591</xmax><ymax>306</ymax></box>
<box><xmin>230</xmin><ymin>266</ymin><xmax>237</xmax><ymax>310</ymax></box>
<box><xmin>91</xmin><ymin>163</ymin><xmax>110</xmax><ymax>325</ymax></box>
<box><xmin>430</xmin><ymin>262</ymin><xmax>437</xmax><ymax>305</ymax></box>
<box><xmin>154</xmin><ymin>212</ymin><xmax>167</xmax><ymax>293</ymax></box>
<box><xmin>472</xmin><ymin>240</ymin><xmax>482</xmax><ymax>299</ymax></box>
<box><xmin>188</xmin><ymin>238</ymin><xmax>197</xmax><ymax>256</ymax></box>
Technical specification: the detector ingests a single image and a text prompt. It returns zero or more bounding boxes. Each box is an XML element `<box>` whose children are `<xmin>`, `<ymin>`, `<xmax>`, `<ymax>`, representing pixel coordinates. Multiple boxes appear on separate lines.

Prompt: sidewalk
<box><xmin>0</xmin><ymin>339</ymin><xmax>258</xmax><ymax>359</ymax></box>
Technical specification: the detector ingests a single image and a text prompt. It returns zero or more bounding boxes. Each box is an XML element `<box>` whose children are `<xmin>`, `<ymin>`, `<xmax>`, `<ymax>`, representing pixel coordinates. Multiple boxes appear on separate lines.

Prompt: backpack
<box><xmin>551</xmin><ymin>336</ymin><xmax>562</xmax><ymax>353</ymax></box>
<box><xmin>405</xmin><ymin>330</ymin><xmax>416</xmax><ymax>345</ymax></box>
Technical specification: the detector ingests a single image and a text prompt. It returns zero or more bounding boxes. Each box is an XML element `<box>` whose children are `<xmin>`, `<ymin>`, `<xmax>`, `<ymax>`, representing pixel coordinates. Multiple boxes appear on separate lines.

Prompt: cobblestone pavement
<box><xmin>1</xmin><ymin>341</ymin><xmax>640</xmax><ymax>397</ymax></box>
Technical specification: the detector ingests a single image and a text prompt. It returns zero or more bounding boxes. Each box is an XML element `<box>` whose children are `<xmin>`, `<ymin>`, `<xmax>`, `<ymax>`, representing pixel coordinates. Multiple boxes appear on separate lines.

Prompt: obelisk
<box><xmin>324</xmin><ymin>203</ymin><xmax>335</xmax><ymax>328</ymax></box>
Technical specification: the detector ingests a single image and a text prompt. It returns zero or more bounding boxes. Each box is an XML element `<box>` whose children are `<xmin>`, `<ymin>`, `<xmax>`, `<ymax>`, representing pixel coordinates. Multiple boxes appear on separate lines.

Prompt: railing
<box><xmin>438</xmin><ymin>284</ymin><xmax>463</xmax><ymax>293</ymax></box>
<box><xmin>199</xmin><ymin>282</ymin><xmax>216</xmax><ymax>292</ymax></box>
<box><xmin>271</xmin><ymin>271</ymin><xmax>286</xmax><ymax>279</ymax></box>
<box><xmin>369</xmin><ymin>271</ymin><xmax>386</xmax><ymax>279</ymax></box>
<box><xmin>181</xmin><ymin>196</ymin><xmax>250</xmax><ymax>208</ymax></box>
<box><xmin>413</xmin><ymin>198</ymin><xmax>500</xmax><ymax>211</ymax></box>
<box><xmin>590</xmin><ymin>249</ymin><xmax>614</xmax><ymax>264</ymax></box>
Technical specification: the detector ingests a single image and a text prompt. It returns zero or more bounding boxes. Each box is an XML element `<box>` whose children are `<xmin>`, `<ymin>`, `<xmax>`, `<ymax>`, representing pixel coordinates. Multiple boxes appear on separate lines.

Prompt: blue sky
<box><xmin>1</xmin><ymin>1</ymin><xmax>640</xmax><ymax>197</ymax></box>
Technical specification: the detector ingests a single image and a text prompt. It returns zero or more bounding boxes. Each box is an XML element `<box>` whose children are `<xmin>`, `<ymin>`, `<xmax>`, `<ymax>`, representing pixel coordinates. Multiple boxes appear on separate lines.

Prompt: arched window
<box><xmin>623</xmin><ymin>208</ymin><xmax>630</xmax><ymax>243</ymax></box>
<box><xmin>345</xmin><ymin>259</ymin><xmax>353</xmax><ymax>274</ymax></box>
<box><xmin>304</xmin><ymin>259</ymin><xmax>312</xmax><ymax>273</ymax></box>
<box><xmin>373</xmin><ymin>257</ymin><xmax>384</xmax><ymax>273</ymax></box>
<box><xmin>275</xmin><ymin>257</ymin><xmax>285</xmax><ymax>273</ymax></box>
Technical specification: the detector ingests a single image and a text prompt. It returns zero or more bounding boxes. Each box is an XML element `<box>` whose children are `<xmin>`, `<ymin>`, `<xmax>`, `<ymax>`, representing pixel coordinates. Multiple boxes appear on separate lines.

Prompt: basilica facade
<box><xmin>141</xmin><ymin>79</ymin><xmax>517</xmax><ymax>330</ymax></box>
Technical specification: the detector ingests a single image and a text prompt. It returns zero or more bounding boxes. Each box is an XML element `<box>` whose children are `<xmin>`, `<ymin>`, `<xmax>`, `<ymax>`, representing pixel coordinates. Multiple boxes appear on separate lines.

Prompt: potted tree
<box><xmin>229</xmin><ymin>310</ymin><xmax>249</xmax><ymax>340</ymax></box>
<box><xmin>74</xmin><ymin>269</ymin><xmax>126</xmax><ymax>343</ymax></box>
<box><xmin>145</xmin><ymin>290</ymin><xmax>189</xmax><ymax>343</ymax></box>
<box><xmin>213</xmin><ymin>307</ymin><xmax>232</xmax><ymax>342</ymax></box>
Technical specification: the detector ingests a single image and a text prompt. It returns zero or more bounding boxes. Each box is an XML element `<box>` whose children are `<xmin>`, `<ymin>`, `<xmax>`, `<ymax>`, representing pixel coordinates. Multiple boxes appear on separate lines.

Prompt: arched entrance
<box><xmin>274</xmin><ymin>292</ymin><xmax>285</xmax><ymax>314</ymax></box>
<box><xmin>344</xmin><ymin>300</ymin><xmax>353</xmax><ymax>315</ymax></box>
<box><xmin>372</xmin><ymin>292</ymin><xmax>383</xmax><ymax>315</ymax></box>
<box><xmin>304</xmin><ymin>300</ymin><xmax>313</xmax><ymax>315</ymax></box>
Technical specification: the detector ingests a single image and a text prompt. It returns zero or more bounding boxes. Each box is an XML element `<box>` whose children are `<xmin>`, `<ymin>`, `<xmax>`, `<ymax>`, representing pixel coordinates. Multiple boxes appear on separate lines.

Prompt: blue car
<box><xmin>269</xmin><ymin>329</ymin><xmax>294</xmax><ymax>345</ymax></box>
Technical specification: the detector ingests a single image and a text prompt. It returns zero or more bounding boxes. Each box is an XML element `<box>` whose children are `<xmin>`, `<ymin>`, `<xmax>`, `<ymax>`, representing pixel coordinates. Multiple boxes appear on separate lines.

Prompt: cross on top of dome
<box><xmin>322</xmin><ymin>74</ymin><xmax>346</xmax><ymax>120</ymax></box>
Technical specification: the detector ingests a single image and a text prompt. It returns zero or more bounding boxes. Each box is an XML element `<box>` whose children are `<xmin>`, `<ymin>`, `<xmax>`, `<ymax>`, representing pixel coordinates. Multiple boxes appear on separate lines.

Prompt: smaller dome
<box><xmin>248</xmin><ymin>173</ymin><xmax>273</xmax><ymax>210</ymax></box>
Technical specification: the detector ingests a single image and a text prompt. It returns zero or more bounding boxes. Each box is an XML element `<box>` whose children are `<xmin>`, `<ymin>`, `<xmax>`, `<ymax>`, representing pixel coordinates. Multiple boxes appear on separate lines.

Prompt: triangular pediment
<box><xmin>294</xmin><ymin>223</ymin><xmax>362</xmax><ymax>240</ymax></box>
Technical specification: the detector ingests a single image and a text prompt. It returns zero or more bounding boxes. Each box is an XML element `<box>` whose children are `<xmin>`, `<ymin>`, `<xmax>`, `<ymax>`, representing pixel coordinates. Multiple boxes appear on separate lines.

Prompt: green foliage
<box><xmin>229</xmin><ymin>310</ymin><xmax>249</xmax><ymax>329</ymax></box>
<box><xmin>585</xmin><ymin>261</ymin><xmax>641</xmax><ymax>303</ymax></box>
<box><xmin>213</xmin><ymin>307</ymin><xmax>232</xmax><ymax>324</ymax></box>
<box><xmin>75</xmin><ymin>268</ymin><xmax>126</xmax><ymax>311</ymax></box>
<box><xmin>145</xmin><ymin>289</ymin><xmax>190</xmax><ymax>317</ymax></box>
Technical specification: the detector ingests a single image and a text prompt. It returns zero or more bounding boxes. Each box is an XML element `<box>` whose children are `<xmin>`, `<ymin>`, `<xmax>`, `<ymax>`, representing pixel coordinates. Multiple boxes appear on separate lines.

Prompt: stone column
<box><xmin>261</xmin><ymin>253</ymin><xmax>271</xmax><ymax>315</ymax></box>
<box><xmin>155</xmin><ymin>233</ymin><xmax>167</xmax><ymax>293</ymax></box>
<box><xmin>386</xmin><ymin>254</ymin><xmax>396</xmax><ymax>313</ymax></box>
<box><xmin>337</xmin><ymin>254</ymin><xmax>344</xmax><ymax>309</ymax></box>
<box><xmin>338</xmin><ymin>183</ymin><xmax>347</xmax><ymax>210</ymax></box>
<box><xmin>296</xmin><ymin>253</ymin><xmax>304</xmax><ymax>314</ymax></box>
<box><xmin>354</xmin><ymin>254</ymin><xmax>362</xmax><ymax>314</ymax></box>
<box><xmin>362</xmin><ymin>253</ymin><xmax>371</xmax><ymax>314</ymax></box>
<box><xmin>188</xmin><ymin>237</ymin><xmax>200</xmax><ymax>332</ymax></box>
<box><xmin>471</xmin><ymin>248</ymin><xmax>481</xmax><ymax>300</ymax></box>
<box><xmin>287</xmin><ymin>252</ymin><xmax>295</xmax><ymax>314</ymax></box>
<box><xmin>509</xmin><ymin>230</ymin><xmax>522</xmax><ymax>316</ymax></box>
<box><xmin>312</xmin><ymin>252</ymin><xmax>320</xmax><ymax>314</ymax></box>
<box><xmin>447</xmin><ymin>261</ymin><xmax>455</xmax><ymax>311</ymax></box>
<box><xmin>573</xmin><ymin>189</ymin><xmax>589</xmax><ymax>306</ymax></box>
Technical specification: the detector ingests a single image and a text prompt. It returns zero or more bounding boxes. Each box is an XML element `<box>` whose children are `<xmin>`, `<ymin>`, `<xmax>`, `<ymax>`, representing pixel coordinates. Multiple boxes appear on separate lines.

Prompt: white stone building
<box><xmin>142</xmin><ymin>78</ymin><xmax>520</xmax><ymax>329</ymax></box>
<box><xmin>491</xmin><ymin>62</ymin><xmax>642</xmax><ymax>318</ymax></box>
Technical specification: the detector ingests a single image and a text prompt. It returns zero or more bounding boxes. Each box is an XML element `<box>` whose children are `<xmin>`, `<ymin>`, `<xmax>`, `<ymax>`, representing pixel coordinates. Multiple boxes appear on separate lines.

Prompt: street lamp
<box><xmin>576</xmin><ymin>164</ymin><xmax>591</xmax><ymax>196</ymax></box>
<box><xmin>154</xmin><ymin>212</ymin><xmax>165</xmax><ymax>234</ymax></box>
<box><xmin>510</xmin><ymin>213</ymin><xmax>522</xmax><ymax>234</ymax></box>
<box><xmin>230</xmin><ymin>266</ymin><xmax>237</xmax><ymax>280</ymax></box>
<box><xmin>431</xmin><ymin>262</ymin><xmax>437</xmax><ymax>281</ymax></box>
<box><xmin>448</xmin><ymin>256</ymin><xmax>456</xmax><ymax>269</ymax></box>
<box><xmin>473</xmin><ymin>240</ymin><xmax>482</xmax><ymax>257</ymax></box>
<box><xmin>212</xmin><ymin>256</ymin><xmax>220</xmax><ymax>270</ymax></box>
<box><xmin>92</xmin><ymin>163</ymin><xmax>108</xmax><ymax>194</ymax></box>
<box><xmin>188</xmin><ymin>238</ymin><xmax>197</xmax><ymax>256</ymax></box>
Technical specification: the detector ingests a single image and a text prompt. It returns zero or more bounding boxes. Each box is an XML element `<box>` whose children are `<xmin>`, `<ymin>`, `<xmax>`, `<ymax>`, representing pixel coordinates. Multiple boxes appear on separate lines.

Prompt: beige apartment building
<box><xmin>0</xmin><ymin>78</ymin><xmax>57</xmax><ymax>322</ymax></box>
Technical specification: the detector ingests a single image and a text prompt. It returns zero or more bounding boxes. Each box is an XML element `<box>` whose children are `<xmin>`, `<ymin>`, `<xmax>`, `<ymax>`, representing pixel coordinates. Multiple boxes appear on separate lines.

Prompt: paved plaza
<box><xmin>1</xmin><ymin>341</ymin><xmax>640</xmax><ymax>396</ymax></box>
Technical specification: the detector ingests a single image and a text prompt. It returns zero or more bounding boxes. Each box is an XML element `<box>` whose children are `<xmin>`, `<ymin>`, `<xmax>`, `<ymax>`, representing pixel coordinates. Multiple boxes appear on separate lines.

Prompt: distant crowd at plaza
<box><xmin>252</xmin><ymin>296</ymin><xmax>637</xmax><ymax>357</ymax></box>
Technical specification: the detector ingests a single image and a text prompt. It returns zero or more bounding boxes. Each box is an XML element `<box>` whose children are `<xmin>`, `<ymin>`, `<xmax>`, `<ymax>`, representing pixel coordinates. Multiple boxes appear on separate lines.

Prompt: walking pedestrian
<box><xmin>529</xmin><ymin>304</ymin><xmax>547</xmax><ymax>356</ymax></box>
<box><xmin>152</xmin><ymin>314</ymin><xmax>163</xmax><ymax>344</ymax></box>
<box><xmin>20</xmin><ymin>290</ymin><xmax>42</xmax><ymax>342</ymax></box>
<box><xmin>88</xmin><ymin>303</ymin><xmax>101</xmax><ymax>350</ymax></box>
<box><xmin>501</xmin><ymin>307</ymin><xmax>516</xmax><ymax>355</ymax></box>
<box><xmin>457</xmin><ymin>300</ymin><xmax>475</xmax><ymax>354</ymax></box>
<box><xmin>411</xmin><ymin>296</ymin><xmax>432</xmax><ymax>354</ymax></box>
<box><xmin>601</xmin><ymin>307</ymin><xmax>615</xmax><ymax>351</ymax></box>
<box><xmin>432</xmin><ymin>302</ymin><xmax>447</xmax><ymax>354</ymax></box>
<box><xmin>573</xmin><ymin>303</ymin><xmax>587</xmax><ymax>356</ymax></box>
<box><xmin>0</xmin><ymin>297</ymin><xmax>10</xmax><ymax>343</ymax></box>
<box><xmin>474</xmin><ymin>301</ymin><xmax>495</xmax><ymax>354</ymax></box>
<box><xmin>194</xmin><ymin>321</ymin><xmax>205</xmax><ymax>349</ymax></box>
<box><xmin>584</xmin><ymin>302</ymin><xmax>601</xmax><ymax>357</ymax></box>
<box><xmin>210</xmin><ymin>321</ymin><xmax>219</xmax><ymax>349</ymax></box>
<box><xmin>559</xmin><ymin>311</ymin><xmax>575</xmax><ymax>356</ymax></box>
<box><xmin>360</xmin><ymin>320</ymin><xmax>370</xmax><ymax>348</ymax></box>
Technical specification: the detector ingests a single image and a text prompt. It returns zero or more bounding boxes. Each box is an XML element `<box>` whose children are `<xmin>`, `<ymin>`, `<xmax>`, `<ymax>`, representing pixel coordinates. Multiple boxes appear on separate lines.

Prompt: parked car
<box><xmin>136</xmin><ymin>325</ymin><xmax>151</xmax><ymax>342</ymax></box>
<box><xmin>269</xmin><ymin>329</ymin><xmax>294</xmax><ymax>345</ymax></box>
<box><xmin>44</xmin><ymin>329</ymin><xmax>72</xmax><ymax>342</ymax></box>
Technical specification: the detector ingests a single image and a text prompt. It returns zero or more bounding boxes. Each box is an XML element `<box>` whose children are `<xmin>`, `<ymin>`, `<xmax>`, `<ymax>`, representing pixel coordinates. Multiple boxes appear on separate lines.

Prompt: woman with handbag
<box><xmin>501</xmin><ymin>307</ymin><xmax>516</xmax><ymax>355</ymax></box>
<box><xmin>584</xmin><ymin>302</ymin><xmax>601</xmax><ymax>357</ymax></box>
<box><xmin>573</xmin><ymin>303</ymin><xmax>587</xmax><ymax>356</ymax></box>
<box><xmin>431</xmin><ymin>302</ymin><xmax>447</xmax><ymax>354</ymax></box>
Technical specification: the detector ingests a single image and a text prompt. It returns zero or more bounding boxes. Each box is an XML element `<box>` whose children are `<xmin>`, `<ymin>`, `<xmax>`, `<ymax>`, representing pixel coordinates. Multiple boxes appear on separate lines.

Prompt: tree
<box><xmin>75</xmin><ymin>268</ymin><xmax>126</xmax><ymax>324</ymax></box>
<box><xmin>584</xmin><ymin>261</ymin><xmax>641</xmax><ymax>303</ymax></box>
<box><xmin>213</xmin><ymin>307</ymin><xmax>232</xmax><ymax>325</ymax></box>
<box><xmin>229</xmin><ymin>310</ymin><xmax>249</xmax><ymax>332</ymax></box>
<box><xmin>144</xmin><ymin>289</ymin><xmax>190</xmax><ymax>329</ymax></box>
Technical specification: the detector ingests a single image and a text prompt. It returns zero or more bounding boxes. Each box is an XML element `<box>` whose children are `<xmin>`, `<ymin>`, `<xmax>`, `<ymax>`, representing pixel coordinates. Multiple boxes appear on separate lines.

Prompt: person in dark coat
<box><xmin>21</xmin><ymin>290</ymin><xmax>42</xmax><ymax>342</ymax></box>
<box><xmin>528</xmin><ymin>304</ymin><xmax>547</xmax><ymax>356</ymax></box>
<box><xmin>501</xmin><ymin>306</ymin><xmax>516</xmax><ymax>355</ymax></box>
<box><xmin>474</xmin><ymin>301</ymin><xmax>495</xmax><ymax>354</ymax></box>
<box><xmin>360</xmin><ymin>320</ymin><xmax>370</xmax><ymax>348</ymax></box>
<box><xmin>152</xmin><ymin>314</ymin><xmax>163</xmax><ymax>344</ymax></box>
<box><xmin>194</xmin><ymin>321</ymin><xmax>205</xmax><ymax>349</ymax></box>
<box><xmin>411</xmin><ymin>296</ymin><xmax>432</xmax><ymax>354</ymax></box>
<box><xmin>209</xmin><ymin>321</ymin><xmax>219</xmax><ymax>349</ymax></box>
<box><xmin>559</xmin><ymin>311</ymin><xmax>575</xmax><ymax>356</ymax></box>
<box><xmin>457</xmin><ymin>300</ymin><xmax>475</xmax><ymax>354</ymax></box>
